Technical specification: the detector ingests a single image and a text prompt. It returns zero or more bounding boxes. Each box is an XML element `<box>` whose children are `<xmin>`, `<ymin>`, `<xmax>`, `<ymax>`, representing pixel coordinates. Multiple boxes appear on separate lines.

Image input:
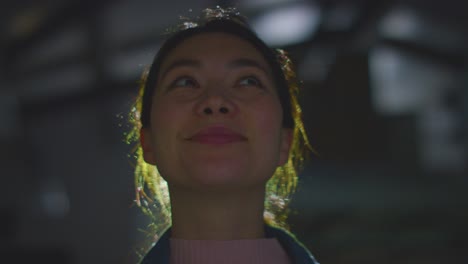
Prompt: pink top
<box><xmin>169</xmin><ymin>237</ymin><xmax>292</xmax><ymax>264</ymax></box>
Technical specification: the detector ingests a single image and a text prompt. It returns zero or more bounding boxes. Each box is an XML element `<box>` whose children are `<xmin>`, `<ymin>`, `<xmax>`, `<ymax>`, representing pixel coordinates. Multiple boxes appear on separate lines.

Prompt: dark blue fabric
<box><xmin>141</xmin><ymin>225</ymin><xmax>319</xmax><ymax>264</ymax></box>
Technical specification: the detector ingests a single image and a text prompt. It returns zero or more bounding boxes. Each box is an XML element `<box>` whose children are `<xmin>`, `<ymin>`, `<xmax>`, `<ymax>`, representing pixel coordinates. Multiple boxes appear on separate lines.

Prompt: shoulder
<box><xmin>140</xmin><ymin>228</ymin><xmax>171</xmax><ymax>264</ymax></box>
<box><xmin>265</xmin><ymin>225</ymin><xmax>320</xmax><ymax>264</ymax></box>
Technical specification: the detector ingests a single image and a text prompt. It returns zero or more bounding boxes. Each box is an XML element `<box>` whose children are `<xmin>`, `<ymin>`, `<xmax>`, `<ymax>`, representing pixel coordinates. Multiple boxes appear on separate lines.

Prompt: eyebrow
<box><xmin>159</xmin><ymin>58</ymin><xmax>270</xmax><ymax>81</ymax></box>
<box><xmin>227</xmin><ymin>58</ymin><xmax>270</xmax><ymax>76</ymax></box>
<box><xmin>159</xmin><ymin>59</ymin><xmax>201</xmax><ymax>80</ymax></box>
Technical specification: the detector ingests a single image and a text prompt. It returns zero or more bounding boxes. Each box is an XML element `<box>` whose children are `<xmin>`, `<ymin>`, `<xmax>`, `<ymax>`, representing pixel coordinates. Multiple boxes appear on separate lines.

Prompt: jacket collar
<box><xmin>141</xmin><ymin>225</ymin><xmax>319</xmax><ymax>264</ymax></box>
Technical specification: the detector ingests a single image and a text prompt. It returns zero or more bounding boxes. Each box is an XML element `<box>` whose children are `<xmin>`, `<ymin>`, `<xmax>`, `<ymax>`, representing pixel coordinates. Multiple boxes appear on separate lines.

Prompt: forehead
<box><xmin>160</xmin><ymin>32</ymin><xmax>270</xmax><ymax>68</ymax></box>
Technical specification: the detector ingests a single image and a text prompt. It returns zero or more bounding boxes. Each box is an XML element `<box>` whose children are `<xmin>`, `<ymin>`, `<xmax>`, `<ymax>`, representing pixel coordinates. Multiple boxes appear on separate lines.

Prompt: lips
<box><xmin>188</xmin><ymin>126</ymin><xmax>247</xmax><ymax>144</ymax></box>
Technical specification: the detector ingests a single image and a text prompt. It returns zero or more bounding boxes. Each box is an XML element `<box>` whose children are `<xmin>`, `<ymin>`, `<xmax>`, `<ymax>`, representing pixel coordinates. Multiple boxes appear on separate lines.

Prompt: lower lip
<box><xmin>190</xmin><ymin>135</ymin><xmax>246</xmax><ymax>145</ymax></box>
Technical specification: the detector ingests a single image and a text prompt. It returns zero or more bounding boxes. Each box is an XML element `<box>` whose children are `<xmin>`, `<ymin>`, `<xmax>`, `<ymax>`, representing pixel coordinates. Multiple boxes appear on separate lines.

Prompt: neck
<box><xmin>169</xmin><ymin>185</ymin><xmax>266</xmax><ymax>240</ymax></box>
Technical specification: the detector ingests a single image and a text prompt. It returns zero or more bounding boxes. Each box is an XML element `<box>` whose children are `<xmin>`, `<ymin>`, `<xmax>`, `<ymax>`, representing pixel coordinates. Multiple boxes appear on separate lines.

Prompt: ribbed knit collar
<box><xmin>140</xmin><ymin>224</ymin><xmax>319</xmax><ymax>264</ymax></box>
<box><xmin>169</xmin><ymin>236</ymin><xmax>291</xmax><ymax>264</ymax></box>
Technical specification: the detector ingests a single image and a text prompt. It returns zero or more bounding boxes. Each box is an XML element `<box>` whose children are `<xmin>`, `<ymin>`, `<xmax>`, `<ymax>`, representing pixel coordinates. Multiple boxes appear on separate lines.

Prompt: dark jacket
<box><xmin>141</xmin><ymin>225</ymin><xmax>319</xmax><ymax>264</ymax></box>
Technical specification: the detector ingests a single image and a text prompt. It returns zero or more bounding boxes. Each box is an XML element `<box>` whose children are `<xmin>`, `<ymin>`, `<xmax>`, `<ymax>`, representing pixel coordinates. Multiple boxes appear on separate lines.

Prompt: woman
<box><xmin>126</xmin><ymin>6</ymin><xmax>318</xmax><ymax>264</ymax></box>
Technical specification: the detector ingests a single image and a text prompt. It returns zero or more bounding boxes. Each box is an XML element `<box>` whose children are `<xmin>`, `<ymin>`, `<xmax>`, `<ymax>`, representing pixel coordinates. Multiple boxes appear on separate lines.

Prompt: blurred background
<box><xmin>1</xmin><ymin>0</ymin><xmax>467</xmax><ymax>263</ymax></box>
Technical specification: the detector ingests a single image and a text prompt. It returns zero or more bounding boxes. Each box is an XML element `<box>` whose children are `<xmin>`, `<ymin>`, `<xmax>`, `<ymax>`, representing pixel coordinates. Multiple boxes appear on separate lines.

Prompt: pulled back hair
<box><xmin>126</xmin><ymin>6</ymin><xmax>312</xmax><ymax>256</ymax></box>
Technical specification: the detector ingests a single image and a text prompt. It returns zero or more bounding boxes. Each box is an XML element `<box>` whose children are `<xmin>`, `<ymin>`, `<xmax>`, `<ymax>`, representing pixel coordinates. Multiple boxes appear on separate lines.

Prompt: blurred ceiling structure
<box><xmin>1</xmin><ymin>0</ymin><xmax>466</xmax><ymax>88</ymax></box>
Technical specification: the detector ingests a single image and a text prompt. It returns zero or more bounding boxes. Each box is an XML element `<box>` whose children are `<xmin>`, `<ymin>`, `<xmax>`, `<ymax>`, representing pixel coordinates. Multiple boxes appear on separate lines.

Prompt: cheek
<box><xmin>252</xmin><ymin>98</ymin><xmax>283</xmax><ymax>133</ymax></box>
<box><xmin>249</xmin><ymin>98</ymin><xmax>284</xmax><ymax>158</ymax></box>
<box><xmin>150</xmin><ymin>95</ymin><xmax>189</xmax><ymax>131</ymax></box>
<box><xmin>150</xmin><ymin>105</ymin><xmax>171</xmax><ymax>143</ymax></box>
<box><xmin>148</xmin><ymin>99</ymin><xmax>184</xmax><ymax>164</ymax></box>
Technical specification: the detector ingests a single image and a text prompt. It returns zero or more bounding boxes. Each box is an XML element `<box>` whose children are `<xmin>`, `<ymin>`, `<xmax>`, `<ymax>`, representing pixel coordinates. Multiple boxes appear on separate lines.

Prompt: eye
<box><xmin>238</xmin><ymin>76</ymin><xmax>263</xmax><ymax>88</ymax></box>
<box><xmin>170</xmin><ymin>76</ymin><xmax>198</xmax><ymax>88</ymax></box>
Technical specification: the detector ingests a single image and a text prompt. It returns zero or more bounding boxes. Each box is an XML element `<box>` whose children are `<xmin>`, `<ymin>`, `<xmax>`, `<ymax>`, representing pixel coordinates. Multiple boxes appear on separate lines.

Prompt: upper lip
<box><xmin>188</xmin><ymin>125</ymin><xmax>247</xmax><ymax>140</ymax></box>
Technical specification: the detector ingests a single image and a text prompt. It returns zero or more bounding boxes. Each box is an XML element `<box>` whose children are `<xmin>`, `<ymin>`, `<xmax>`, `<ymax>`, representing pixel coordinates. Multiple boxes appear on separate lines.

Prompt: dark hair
<box><xmin>140</xmin><ymin>18</ymin><xmax>293</xmax><ymax>129</ymax></box>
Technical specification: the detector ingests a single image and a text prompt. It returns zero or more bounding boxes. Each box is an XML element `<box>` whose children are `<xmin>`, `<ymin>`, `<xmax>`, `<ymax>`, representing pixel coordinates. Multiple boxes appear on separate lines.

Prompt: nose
<box><xmin>202</xmin><ymin>106</ymin><xmax>229</xmax><ymax>115</ymax></box>
<box><xmin>195</xmin><ymin>89</ymin><xmax>237</xmax><ymax>117</ymax></box>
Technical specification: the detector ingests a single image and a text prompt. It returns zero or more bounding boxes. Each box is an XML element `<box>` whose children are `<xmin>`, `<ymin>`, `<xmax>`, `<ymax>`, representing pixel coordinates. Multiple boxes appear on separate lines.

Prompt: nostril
<box><xmin>204</xmin><ymin>108</ymin><xmax>213</xmax><ymax>114</ymax></box>
<box><xmin>219</xmin><ymin>107</ymin><xmax>229</xmax><ymax>114</ymax></box>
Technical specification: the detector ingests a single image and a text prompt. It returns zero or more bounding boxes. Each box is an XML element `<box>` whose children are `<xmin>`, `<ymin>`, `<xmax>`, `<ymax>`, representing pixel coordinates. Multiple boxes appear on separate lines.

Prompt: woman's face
<box><xmin>141</xmin><ymin>32</ymin><xmax>292</xmax><ymax>192</ymax></box>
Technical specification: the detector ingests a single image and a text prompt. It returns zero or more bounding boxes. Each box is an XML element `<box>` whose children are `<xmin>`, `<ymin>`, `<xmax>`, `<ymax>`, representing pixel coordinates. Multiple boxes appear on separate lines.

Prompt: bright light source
<box><xmin>379</xmin><ymin>6</ymin><xmax>463</xmax><ymax>51</ymax></box>
<box><xmin>369</xmin><ymin>46</ymin><xmax>455</xmax><ymax>114</ymax></box>
<box><xmin>239</xmin><ymin>0</ymin><xmax>296</xmax><ymax>9</ymax></box>
<box><xmin>252</xmin><ymin>3</ymin><xmax>321</xmax><ymax>46</ymax></box>
<box><xmin>379</xmin><ymin>7</ymin><xmax>422</xmax><ymax>40</ymax></box>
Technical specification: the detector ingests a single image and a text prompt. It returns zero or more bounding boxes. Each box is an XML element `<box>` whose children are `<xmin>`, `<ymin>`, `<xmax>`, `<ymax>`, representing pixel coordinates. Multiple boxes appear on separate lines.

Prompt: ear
<box><xmin>140</xmin><ymin>128</ymin><xmax>157</xmax><ymax>165</ymax></box>
<box><xmin>278</xmin><ymin>128</ymin><xmax>293</xmax><ymax>166</ymax></box>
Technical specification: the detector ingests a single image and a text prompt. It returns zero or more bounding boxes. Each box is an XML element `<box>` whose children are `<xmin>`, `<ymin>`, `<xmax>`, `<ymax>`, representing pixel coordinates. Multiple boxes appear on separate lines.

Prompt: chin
<box><xmin>185</xmin><ymin>166</ymin><xmax>264</xmax><ymax>191</ymax></box>
<box><xmin>193</xmin><ymin>166</ymin><xmax>246</xmax><ymax>183</ymax></box>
